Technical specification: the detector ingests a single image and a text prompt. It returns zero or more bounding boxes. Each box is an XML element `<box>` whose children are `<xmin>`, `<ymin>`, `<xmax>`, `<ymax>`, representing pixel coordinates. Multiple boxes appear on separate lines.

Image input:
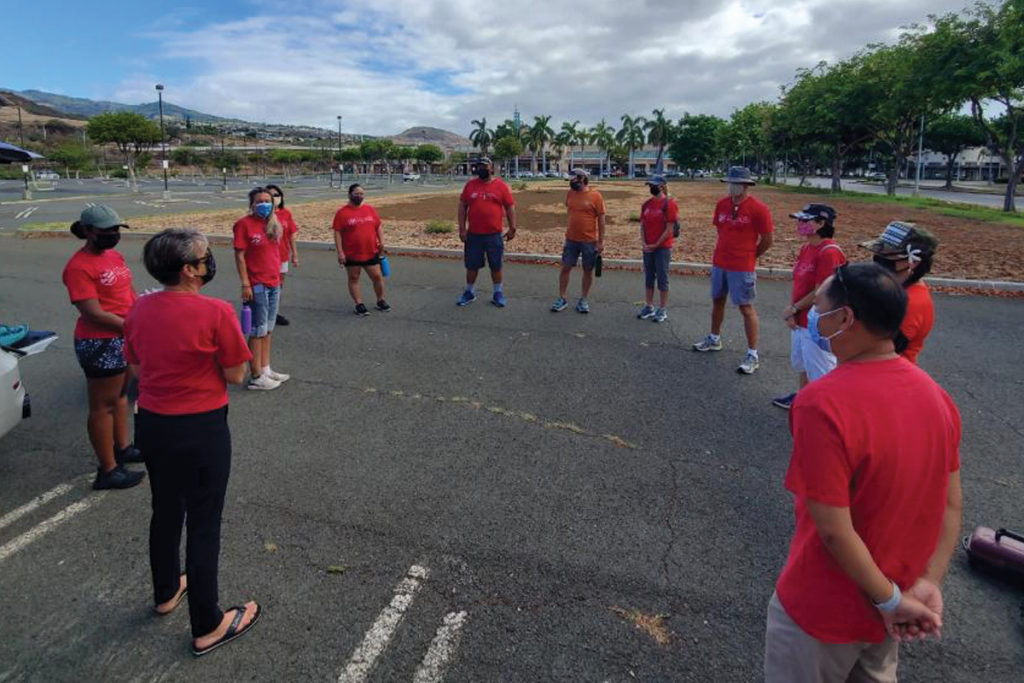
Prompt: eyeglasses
<box><xmin>188</xmin><ymin>251</ymin><xmax>213</xmax><ymax>266</ymax></box>
<box><xmin>269</xmin><ymin>193</ymin><xmax>281</xmax><ymax>198</ymax></box>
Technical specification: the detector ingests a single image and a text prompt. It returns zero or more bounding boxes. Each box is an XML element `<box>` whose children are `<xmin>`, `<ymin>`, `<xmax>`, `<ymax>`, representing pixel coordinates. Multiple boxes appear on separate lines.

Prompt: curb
<box><xmin>18</xmin><ymin>229</ymin><xmax>1024</xmax><ymax>293</ymax></box>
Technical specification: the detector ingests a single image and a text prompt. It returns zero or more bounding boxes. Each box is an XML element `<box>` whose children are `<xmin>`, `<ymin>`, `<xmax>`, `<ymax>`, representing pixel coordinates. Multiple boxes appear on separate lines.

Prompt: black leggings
<box><xmin>138</xmin><ymin>406</ymin><xmax>231</xmax><ymax>638</ymax></box>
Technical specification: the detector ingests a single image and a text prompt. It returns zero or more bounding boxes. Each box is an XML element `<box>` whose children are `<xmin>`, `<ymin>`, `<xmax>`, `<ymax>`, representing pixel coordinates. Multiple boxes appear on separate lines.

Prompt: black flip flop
<box><xmin>191</xmin><ymin>603</ymin><xmax>262</xmax><ymax>657</ymax></box>
<box><xmin>153</xmin><ymin>575</ymin><xmax>188</xmax><ymax>616</ymax></box>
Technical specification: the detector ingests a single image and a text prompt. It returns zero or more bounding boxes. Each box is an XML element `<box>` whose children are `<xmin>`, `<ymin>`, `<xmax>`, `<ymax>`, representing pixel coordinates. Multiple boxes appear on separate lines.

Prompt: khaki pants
<box><xmin>764</xmin><ymin>592</ymin><xmax>899</xmax><ymax>683</ymax></box>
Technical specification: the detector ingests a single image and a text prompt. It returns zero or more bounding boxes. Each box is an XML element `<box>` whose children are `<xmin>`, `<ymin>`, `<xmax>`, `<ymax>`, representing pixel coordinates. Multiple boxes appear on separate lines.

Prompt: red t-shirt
<box><xmin>233</xmin><ymin>215</ymin><xmax>282</xmax><ymax>288</ymax></box>
<box><xmin>641</xmin><ymin>197</ymin><xmax>679</xmax><ymax>249</ymax></box>
<box><xmin>332</xmin><ymin>204</ymin><xmax>382</xmax><ymax>262</ymax></box>
<box><xmin>712</xmin><ymin>196</ymin><xmax>774</xmax><ymax>271</ymax></box>
<box><xmin>901</xmin><ymin>282</ymin><xmax>934</xmax><ymax>364</ymax></box>
<box><xmin>791</xmin><ymin>241</ymin><xmax>846</xmax><ymax>328</ymax></box>
<box><xmin>62</xmin><ymin>249</ymin><xmax>137</xmax><ymax>339</ymax></box>
<box><xmin>777</xmin><ymin>357</ymin><xmax>961</xmax><ymax>644</ymax></box>
<box><xmin>276</xmin><ymin>208</ymin><xmax>298</xmax><ymax>262</ymax></box>
<box><xmin>460</xmin><ymin>178</ymin><xmax>515</xmax><ymax>234</ymax></box>
<box><xmin>123</xmin><ymin>292</ymin><xmax>252</xmax><ymax>415</ymax></box>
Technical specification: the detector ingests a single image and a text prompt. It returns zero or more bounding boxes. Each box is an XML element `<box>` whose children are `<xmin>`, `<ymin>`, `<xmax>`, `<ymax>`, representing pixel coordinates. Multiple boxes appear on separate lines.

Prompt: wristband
<box><xmin>873</xmin><ymin>581</ymin><xmax>901</xmax><ymax>613</ymax></box>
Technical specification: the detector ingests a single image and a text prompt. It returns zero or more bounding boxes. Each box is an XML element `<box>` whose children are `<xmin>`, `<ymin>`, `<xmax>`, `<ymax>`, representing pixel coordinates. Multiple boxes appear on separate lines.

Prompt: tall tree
<box><xmin>669</xmin><ymin>113</ymin><xmax>726</xmax><ymax>178</ymax></box>
<box><xmin>644</xmin><ymin>109</ymin><xmax>673</xmax><ymax>173</ymax></box>
<box><xmin>924</xmin><ymin>114</ymin><xmax>988</xmax><ymax>188</ymax></box>
<box><xmin>86</xmin><ymin>112</ymin><xmax>161</xmax><ymax>191</ymax></box>
<box><xmin>469</xmin><ymin>118</ymin><xmax>494</xmax><ymax>156</ymax></box>
<box><xmin>528</xmin><ymin>115</ymin><xmax>555</xmax><ymax>174</ymax></box>
<box><xmin>553</xmin><ymin>130</ymin><xmax>572</xmax><ymax>174</ymax></box>
<box><xmin>590</xmin><ymin>119</ymin><xmax>615</xmax><ymax>176</ymax></box>
<box><xmin>617</xmin><ymin>114</ymin><xmax>647</xmax><ymax>178</ymax></box>
<box><xmin>560</xmin><ymin>121</ymin><xmax>581</xmax><ymax>170</ymax></box>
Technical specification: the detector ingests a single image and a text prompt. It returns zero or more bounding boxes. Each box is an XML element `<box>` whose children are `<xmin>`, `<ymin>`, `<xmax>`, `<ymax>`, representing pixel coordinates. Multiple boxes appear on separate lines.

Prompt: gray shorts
<box><xmin>711</xmin><ymin>266</ymin><xmax>756</xmax><ymax>305</ymax></box>
<box><xmin>562</xmin><ymin>239</ymin><xmax>598</xmax><ymax>270</ymax></box>
<box><xmin>643</xmin><ymin>248</ymin><xmax>671</xmax><ymax>292</ymax></box>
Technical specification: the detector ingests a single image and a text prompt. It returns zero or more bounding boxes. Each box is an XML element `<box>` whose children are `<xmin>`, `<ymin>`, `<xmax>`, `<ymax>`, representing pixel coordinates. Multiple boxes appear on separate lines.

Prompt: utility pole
<box><xmin>337</xmin><ymin>115</ymin><xmax>344</xmax><ymax>186</ymax></box>
<box><xmin>913</xmin><ymin>114</ymin><xmax>925</xmax><ymax>197</ymax></box>
<box><xmin>17</xmin><ymin>104</ymin><xmax>25</xmax><ymax>148</ymax></box>
<box><xmin>156</xmin><ymin>84</ymin><xmax>170</xmax><ymax>199</ymax></box>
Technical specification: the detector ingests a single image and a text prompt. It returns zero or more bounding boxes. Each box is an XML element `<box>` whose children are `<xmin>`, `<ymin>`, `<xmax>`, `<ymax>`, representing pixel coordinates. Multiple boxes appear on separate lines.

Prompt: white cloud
<box><xmin>116</xmin><ymin>0</ymin><xmax>973</xmax><ymax>136</ymax></box>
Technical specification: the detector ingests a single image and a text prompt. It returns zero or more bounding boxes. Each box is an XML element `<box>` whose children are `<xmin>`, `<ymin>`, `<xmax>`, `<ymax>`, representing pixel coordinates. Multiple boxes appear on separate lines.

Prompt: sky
<box><xmin>4</xmin><ymin>0</ymin><xmax>979</xmax><ymax>137</ymax></box>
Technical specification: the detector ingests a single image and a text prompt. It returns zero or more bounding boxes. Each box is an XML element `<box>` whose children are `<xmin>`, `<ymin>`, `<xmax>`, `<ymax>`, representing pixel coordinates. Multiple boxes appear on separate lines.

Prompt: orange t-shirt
<box><xmin>901</xmin><ymin>282</ymin><xmax>935</xmax><ymax>364</ymax></box>
<box><xmin>565</xmin><ymin>188</ymin><xmax>605</xmax><ymax>243</ymax></box>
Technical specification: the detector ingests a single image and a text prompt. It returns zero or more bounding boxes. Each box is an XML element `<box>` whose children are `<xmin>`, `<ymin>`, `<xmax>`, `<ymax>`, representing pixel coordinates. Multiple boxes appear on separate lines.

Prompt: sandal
<box><xmin>153</xmin><ymin>574</ymin><xmax>188</xmax><ymax>616</ymax></box>
<box><xmin>190</xmin><ymin>603</ymin><xmax>262</xmax><ymax>657</ymax></box>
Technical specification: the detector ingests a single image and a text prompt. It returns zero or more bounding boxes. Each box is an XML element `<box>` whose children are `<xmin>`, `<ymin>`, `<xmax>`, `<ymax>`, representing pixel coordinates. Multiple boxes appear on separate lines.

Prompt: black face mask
<box><xmin>351</xmin><ymin>196</ymin><xmax>364</xmax><ymax>206</ymax></box>
<box><xmin>873</xmin><ymin>255</ymin><xmax>900</xmax><ymax>273</ymax></box>
<box><xmin>570</xmin><ymin>181</ymin><xmax>583</xmax><ymax>191</ymax></box>
<box><xmin>476</xmin><ymin>168</ymin><xmax>491</xmax><ymax>180</ymax></box>
<box><xmin>649</xmin><ymin>186</ymin><xmax>662</xmax><ymax>196</ymax></box>
<box><xmin>92</xmin><ymin>230</ymin><xmax>121</xmax><ymax>250</ymax></box>
<box><xmin>201</xmin><ymin>251</ymin><xmax>217</xmax><ymax>285</ymax></box>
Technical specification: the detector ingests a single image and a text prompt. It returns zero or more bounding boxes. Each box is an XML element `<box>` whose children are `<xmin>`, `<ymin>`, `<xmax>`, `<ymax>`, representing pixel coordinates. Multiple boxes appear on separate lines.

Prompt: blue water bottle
<box><xmin>380</xmin><ymin>255</ymin><xmax>391</xmax><ymax>278</ymax></box>
<box><xmin>241</xmin><ymin>304</ymin><xmax>252</xmax><ymax>335</ymax></box>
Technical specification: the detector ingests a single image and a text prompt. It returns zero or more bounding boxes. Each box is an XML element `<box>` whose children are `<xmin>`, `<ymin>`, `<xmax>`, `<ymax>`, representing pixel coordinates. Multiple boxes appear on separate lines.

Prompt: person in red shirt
<box><xmin>773</xmin><ymin>204</ymin><xmax>846</xmax><ymax>410</ymax></box>
<box><xmin>265</xmin><ymin>184</ymin><xmax>299</xmax><ymax>327</ymax></box>
<box><xmin>765</xmin><ymin>262</ymin><xmax>962</xmax><ymax>683</ymax></box>
<box><xmin>457</xmin><ymin>157</ymin><xmax>517</xmax><ymax>308</ymax></box>
<box><xmin>860</xmin><ymin>221</ymin><xmax>940</xmax><ymax>364</ymax></box>
<box><xmin>61</xmin><ymin>204</ymin><xmax>144</xmax><ymax>491</ymax></box>
<box><xmin>693</xmin><ymin>167</ymin><xmax>774</xmax><ymax>375</ymax></box>
<box><xmin>233</xmin><ymin>187</ymin><xmax>289</xmax><ymax>391</ymax></box>
<box><xmin>332</xmin><ymin>183</ymin><xmax>389</xmax><ymax>316</ymax></box>
<box><xmin>126</xmin><ymin>228</ymin><xmax>260</xmax><ymax>656</ymax></box>
<box><xmin>636</xmin><ymin>174</ymin><xmax>680</xmax><ymax>323</ymax></box>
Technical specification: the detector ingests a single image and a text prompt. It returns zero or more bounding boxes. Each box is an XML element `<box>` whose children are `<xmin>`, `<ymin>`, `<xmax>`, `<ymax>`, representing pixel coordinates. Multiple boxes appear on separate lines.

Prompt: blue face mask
<box><xmin>254</xmin><ymin>202</ymin><xmax>273</xmax><ymax>219</ymax></box>
<box><xmin>807</xmin><ymin>306</ymin><xmax>845</xmax><ymax>353</ymax></box>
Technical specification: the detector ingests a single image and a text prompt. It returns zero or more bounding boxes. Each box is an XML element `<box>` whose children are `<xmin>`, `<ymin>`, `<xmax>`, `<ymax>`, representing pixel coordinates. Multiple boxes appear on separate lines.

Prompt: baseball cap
<box><xmin>474</xmin><ymin>156</ymin><xmax>493</xmax><ymax>166</ymax></box>
<box><xmin>790</xmin><ymin>203</ymin><xmax>837</xmax><ymax>223</ymax></box>
<box><xmin>860</xmin><ymin>221</ymin><xmax>940</xmax><ymax>257</ymax></box>
<box><xmin>79</xmin><ymin>204</ymin><xmax>126</xmax><ymax>230</ymax></box>
<box><xmin>647</xmin><ymin>174</ymin><xmax>667</xmax><ymax>186</ymax></box>
<box><xmin>570</xmin><ymin>168</ymin><xmax>589</xmax><ymax>178</ymax></box>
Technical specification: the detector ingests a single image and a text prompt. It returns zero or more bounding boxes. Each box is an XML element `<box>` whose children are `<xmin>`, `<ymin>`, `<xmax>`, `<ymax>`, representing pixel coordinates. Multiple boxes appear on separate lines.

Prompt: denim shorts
<box><xmin>464</xmin><ymin>232</ymin><xmax>504</xmax><ymax>271</ymax></box>
<box><xmin>643</xmin><ymin>248</ymin><xmax>671</xmax><ymax>292</ymax></box>
<box><xmin>562</xmin><ymin>239</ymin><xmax>598</xmax><ymax>270</ymax></box>
<box><xmin>74</xmin><ymin>337</ymin><xmax>128</xmax><ymax>378</ymax></box>
<box><xmin>249</xmin><ymin>284</ymin><xmax>280</xmax><ymax>337</ymax></box>
<box><xmin>710</xmin><ymin>267</ymin><xmax>757</xmax><ymax>305</ymax></box>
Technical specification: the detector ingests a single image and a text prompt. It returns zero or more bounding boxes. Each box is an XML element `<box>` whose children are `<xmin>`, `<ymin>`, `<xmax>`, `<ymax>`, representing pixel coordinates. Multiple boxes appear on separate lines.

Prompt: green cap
<box><xmin>79</xmin><ymin>204</ymin><xmax>126</xmax><ymax>230</ymax></box>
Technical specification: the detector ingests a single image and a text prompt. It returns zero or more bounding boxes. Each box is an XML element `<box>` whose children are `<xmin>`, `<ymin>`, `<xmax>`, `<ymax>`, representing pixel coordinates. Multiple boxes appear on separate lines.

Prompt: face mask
<box><xmin>728</xmin><ymin>183</ymin><xmax>746</xmax><ymax>198</ymax></box>
<box><xmin>254</xmin><ymin>202</ymin><xmax>273</xmax><ymax>219</ymax></box>
<box><xmin>649</xmin><ymin>185</ymin><xmax>662</xmax><ymax>196</ymax></box>
<box><xmin>570</xmin><ymin>181</ymin><xmax>583</xmax><ymax>191</ymax></box>
<box><xmin>476</xmin><ymin>168</ymin><xmax>491</xmax><ymax>180</ymax></box>
<box><xmin>200</xmin><ymin>251</ymin><xmax>217</xmax><ymax>285</ymax></box>
<box><xmin>807</xmin><ymin>306</ymin><xmax>846</xmax><ymax>353</ymax></box>
<box><xmin>797</xmin><ymin>220</ymin><xmax>818</xmax><ymax>237</ymax></box>
<box><xmin>93</xmin><ymin>230</ymin><xmax>121</xmax><ymax>250</ymax></box>
<box><xmin>350</xmin><ymin>196</ymin><xmax>364</xmax><ymax>206</ymax></box>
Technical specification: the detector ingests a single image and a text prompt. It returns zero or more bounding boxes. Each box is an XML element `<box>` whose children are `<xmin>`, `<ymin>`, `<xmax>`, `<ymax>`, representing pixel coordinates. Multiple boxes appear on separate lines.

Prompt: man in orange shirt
<box><xmin>552</xmin><ymin>169</ymin><xmax>605</xmax><ymax>313</ymax></box>
<box><xmin>859</xmin><ymin>222</ymin><xmax>939</xmax><ymax>364</ymax></box>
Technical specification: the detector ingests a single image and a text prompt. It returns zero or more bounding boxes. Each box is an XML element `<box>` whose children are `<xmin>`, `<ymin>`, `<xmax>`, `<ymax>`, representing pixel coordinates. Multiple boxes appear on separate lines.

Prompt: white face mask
<box><xmin>728</xmin><ymin>183</ymin><xmax>746</xmax><ymax>199</ymax></box>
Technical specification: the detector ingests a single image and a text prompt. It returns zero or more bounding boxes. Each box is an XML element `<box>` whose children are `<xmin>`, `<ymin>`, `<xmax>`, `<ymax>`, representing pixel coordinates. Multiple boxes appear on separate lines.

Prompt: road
<box><xmin>792</xmin><ymin>176</ymin><xmax>1018</xmax><ymax>209</ymax></box>
<box><xmin>0</xmin><ymin>235</ymin><xmax>1022</xmax><ymax>682</ymax></box>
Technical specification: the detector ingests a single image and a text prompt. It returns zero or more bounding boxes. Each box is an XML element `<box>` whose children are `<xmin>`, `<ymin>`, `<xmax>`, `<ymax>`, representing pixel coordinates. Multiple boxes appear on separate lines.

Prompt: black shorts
<box><xmin>74</xmin><ymin>337</ymin><xmax>128</xmax><ymax>379</ymax></box>
<box><xmin>345</xmin><ymin>255</ymin><xmax>382</xmax><ymax>268</ymax></box>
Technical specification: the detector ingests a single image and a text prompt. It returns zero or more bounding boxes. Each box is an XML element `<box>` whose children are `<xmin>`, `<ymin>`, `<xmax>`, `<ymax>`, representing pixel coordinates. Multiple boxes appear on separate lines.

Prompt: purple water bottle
<box><xmin>380</xmin><ymin>255</ymin><xmax>391</xmax><ymax>278</ymax></box>
<box><xmin>241</xmin><ymin>304</ymin><xmax>252</xmax><ymax>335</ymax></box>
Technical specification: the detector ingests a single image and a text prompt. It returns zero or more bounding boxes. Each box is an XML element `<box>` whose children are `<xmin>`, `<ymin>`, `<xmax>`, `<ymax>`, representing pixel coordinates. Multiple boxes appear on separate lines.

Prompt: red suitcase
<box><xmin>963</xmin><ymin>527</ymin><xmax>1024</xmax><ymax>586</ymax></box>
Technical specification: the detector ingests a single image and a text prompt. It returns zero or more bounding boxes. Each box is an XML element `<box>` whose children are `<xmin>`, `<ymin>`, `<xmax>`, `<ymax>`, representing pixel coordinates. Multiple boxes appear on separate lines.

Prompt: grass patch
<box><xmin>425</xmin><ymin>219</ymin><xmax>454</xmax><ymax>234</ymax></box>
<box><xmin>628</xmin><ymin>213</ymin><xmax>641</xmax><ymax>223</ymax></box>
<box><xmin>511</xmin><ymin>181</ymin><xmax>529</xmax><ymax>191</ymax></box>
<box><xmin>770</xmin><ymin>183</ymin><xmax>1024</xmax><ymax>228</ymax></box>
<box><xmin>18</xmin><ymin>221</ymin><xmax>69</xmax><ymax>232</ymax></box>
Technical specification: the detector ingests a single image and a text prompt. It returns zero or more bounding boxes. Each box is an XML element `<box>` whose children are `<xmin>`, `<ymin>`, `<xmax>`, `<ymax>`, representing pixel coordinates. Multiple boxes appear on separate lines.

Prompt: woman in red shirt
<box><xmin>61</xmin><ymin>205</ymin><xmax>144</xmax><ymax>490</ymax></box>
<box><xmin>125</xmin><ymin>228</ymin><xmax>260</xmax><ymax>656</ymax></box>
<box><xmin>332</xmin><ymin>183</ymin><xmax>389</xmax><ymax>316</ymax></box>
<box><xmin>265</xmin><ymin>184</ymin><xmax>299</xmax><ymax>327</ymax></box>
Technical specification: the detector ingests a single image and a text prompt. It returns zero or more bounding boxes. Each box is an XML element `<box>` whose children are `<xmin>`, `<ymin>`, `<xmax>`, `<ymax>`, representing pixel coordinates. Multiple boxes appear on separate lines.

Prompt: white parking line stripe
<box><xmin>337</xmin><ymin>565</ymin><xmax>430</xmax><ymax>683</ymax></box>
<box><xmin>412</xmin><ymin>611</ymin><xmax>469</xmax><ymax>683</ymax></box>
<box><xmin>0</xmin><ymin>476</ymin><xmax>89</xmax><ymax>533</ymax></box>
<box><xmin>0</xmin><ymin>494</ymin><xmax>107</xmax><ymax>564</ymax></box>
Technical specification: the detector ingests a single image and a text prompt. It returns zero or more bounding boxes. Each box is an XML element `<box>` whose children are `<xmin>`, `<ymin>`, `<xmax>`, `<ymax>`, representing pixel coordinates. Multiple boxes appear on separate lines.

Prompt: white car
<box><xmin>0</xmin><ymin>331</ymin><xmax>57</xmax><ymax>440</ymax></box>
<box><xmin>35</xmin><ymin>170</ymin><xmax>60</xmax><ymax>181</ymax></box>
<box><xmin>402</xmin><ymin>173</ymin><xmax>421</xmax><ymax>182</ymax></box>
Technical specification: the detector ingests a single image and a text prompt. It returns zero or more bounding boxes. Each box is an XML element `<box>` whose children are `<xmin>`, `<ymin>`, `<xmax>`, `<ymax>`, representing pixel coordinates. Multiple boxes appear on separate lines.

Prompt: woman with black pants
<box><xmin>124</xmin><ymin>228</ymin><xmax>261</xmax><ymax>656</ymax></box>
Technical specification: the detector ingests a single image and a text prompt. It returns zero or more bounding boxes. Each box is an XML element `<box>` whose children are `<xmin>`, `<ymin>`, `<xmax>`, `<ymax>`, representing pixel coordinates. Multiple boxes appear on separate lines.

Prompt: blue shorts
<box><xmin>643</xmin><ymin>248</ymin><xmax>671</xmax><ymax>292</ymax></box>
<box><xmin>74</xmin><ymin>337</ymin><xmax>128</xmax><ymax>378</ymax></box>
<box><xmin>562</xmin><ymin>239</ymin><xmax>598</xmax><ymax>270</ymax></box>
<box><xmin>464</xmin><ymin>233</ymin><xmax>504</xmax><ymax>272</ymax></box>
<box><xmin>710</xmin><ymin>267</ymin><xmax>756</xmax><ymax>305</ymax></box>
<box><xmin>249</xmin><ymin>284</ymin><xmax>280</xmax><ymax>337</ymax></box>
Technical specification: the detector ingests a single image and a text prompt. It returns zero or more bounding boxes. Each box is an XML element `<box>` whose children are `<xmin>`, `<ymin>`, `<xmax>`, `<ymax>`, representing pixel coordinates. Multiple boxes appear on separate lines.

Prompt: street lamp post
<box><xmin>17</xmin><ymin>104</ymin><xmax>25</xmax><ymax>148</ymax></box>
<box><xmin>156</xmin><ymin>84</ymin><xmax>170</xmax><ymax>199</ymax></box>
<box><xmin>337</xmin><ymin>115</ymin><xmax>344</xmax><ymax>186</ymax></box>
<box><xmin>913</xmin><ymin>114</ymin><xmax>925</xmax><ymax>197</ymax></box>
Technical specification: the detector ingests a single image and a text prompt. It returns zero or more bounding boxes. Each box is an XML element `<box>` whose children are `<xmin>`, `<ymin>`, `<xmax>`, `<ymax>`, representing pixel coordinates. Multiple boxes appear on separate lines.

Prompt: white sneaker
<box><xmin>265</xmin><ymin>368</ymin><xmax>290</xmax><ymax>383</ymax></box>
<box><xmin>737</xmin><ymin>353</ymin><xmax>760</xmax><ymax>375</ymax></box>
<box><xmin>247</xmin><ymin>374</ymin><xmax>281</xmax><ymax>391</ymax></box>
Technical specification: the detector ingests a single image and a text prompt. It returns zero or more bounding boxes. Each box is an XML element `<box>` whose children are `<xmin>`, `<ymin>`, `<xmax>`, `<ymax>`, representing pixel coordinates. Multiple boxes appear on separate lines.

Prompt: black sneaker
<box><xmin>772</xmin><ymin>393</ymin><xmax>797</xmax><ymax>410</ymax></box>
<box><xmin>354</xmin><ymin>303</ymin><xmax>370</xmax><ymax>317</ymax></box>
<box><xmin>115</xmin><ymin>444</ymin><xmax>144</xmax><ymax>465</ymax></box>
<box><xmin>275</xmin><ymin>314</ymin><xmax>290</xmax><ymax>326</ymax></box>
<box><xmin>375</xmin><ymin>300</ymin><xmax>391</xmax><ymax>312</ymax></box>
<box><xmin>93</xmin><ymin>465</ymin><xmax>145</xmax><ymax>490</ymax></box>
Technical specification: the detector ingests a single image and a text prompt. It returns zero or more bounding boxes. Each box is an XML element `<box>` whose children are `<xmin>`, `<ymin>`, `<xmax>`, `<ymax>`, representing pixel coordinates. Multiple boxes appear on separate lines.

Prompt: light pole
<box><xmin>913</xmin><ymin>114</ymin><xmax>925</xmax><ymax>197</ymax></box>
<box><xmin>337</xmin><ymin>115</ymin><xmax>344</xmax><ymax>185</ymax></box>
<box><xmin>156</xmin><ymin>84</ymin><xmax>170</xmax><ymax>199</ymax></box>
<box><xmin>17</xmin><ymin>104</ymin><xmax>25</xmax><ymax>148</ymax></box>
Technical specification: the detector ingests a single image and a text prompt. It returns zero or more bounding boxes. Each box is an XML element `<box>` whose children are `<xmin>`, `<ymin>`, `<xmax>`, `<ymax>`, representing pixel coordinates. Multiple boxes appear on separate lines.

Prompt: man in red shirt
<box><xmin>457</xmin><ymin>157</ymin><xmax>517</xmax><ymax>308</ymax></box>
<box><xmin>859</xmin><ymin>221</ymin><xmax>940</xmax><ymax>365</ymax></box>
<box><xmin>765</xmin><ymin>262</ymin><xmax>962</xmax><ymax>683</ymax></box>
<box><xmin>693</xmin><ymin>167</ymin><xmax>774</xmax><ymax>375</ymax></box>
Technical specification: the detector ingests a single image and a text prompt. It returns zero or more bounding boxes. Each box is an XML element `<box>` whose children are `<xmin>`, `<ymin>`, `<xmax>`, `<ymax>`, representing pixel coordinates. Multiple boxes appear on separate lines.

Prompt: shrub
<box><xmin>511</xmin><ymin>181</ymin><xmax>529</xmax><ymax>191</ymax></box>
<box><xmin>628</xmin><ymin>213</ymin><xmax>641</xmax><ymax>222</ymax></box>
<box><xmin>425</xmin><ymin>220</ymin><xmax>454</xmax><ymax>234</ymax></box>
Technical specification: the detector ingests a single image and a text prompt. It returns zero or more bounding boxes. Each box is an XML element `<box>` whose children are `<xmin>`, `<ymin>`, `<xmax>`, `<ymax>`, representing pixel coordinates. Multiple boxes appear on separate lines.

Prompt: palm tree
<box><xmin>591</xmin><ymin>119</ymin><xmax>615</xmax><ymax>176</ymax></box>
<box><xmin>560</xmin><ymin>121</ymin><xmax>580</xmax><ymax>171</ymax></box>
<box><xmin>644</xmin><ymin>109</ymin><xmax>673</xmax><ymax>173</ymax></box>
<box><xmin>553</xmin><ymin>131</ymin><xmax>572</xmax><ymax>174</ymax></box>
<box><xmin>469</xmin><ymin>118</ymin><xmax>494</xmax><ymax>156</ymax></box>
<box><xmin>529</xmin><ymin>115</ymin><xmax>555</xmax><ymax>174</ymax></box>
<box><xmin>617</xmin><ymin>114</ymin><xmax>647</xmax><ymax>178</ymax></box>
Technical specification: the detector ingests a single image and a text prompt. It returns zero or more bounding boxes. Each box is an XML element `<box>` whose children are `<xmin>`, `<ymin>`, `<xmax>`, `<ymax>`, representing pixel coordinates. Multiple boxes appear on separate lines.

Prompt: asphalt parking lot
<box><xmin>0</xmin><ymin>234</ymin><xmax>1022</xmax><ymax>682</ymax></box>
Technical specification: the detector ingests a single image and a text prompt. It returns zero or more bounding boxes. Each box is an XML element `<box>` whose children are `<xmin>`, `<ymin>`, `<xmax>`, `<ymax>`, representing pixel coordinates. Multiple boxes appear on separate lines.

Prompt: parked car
<box><xmin>402</xmin><ymin>173</ymin><xmax>421</xmax><ymax>182</ymax></box>
<box><xmin>664</xmin><ymin>171</ymin><xmax>682</xmax><ymax>179</ymax></box>
<box><xmin>35</xmin><ymin>170</ymin><xmax>60</xmax><ymax>181</ymax></box>
<box><xmin>867</xmin><ymin>171</ymin><xmax>888</xmax><ymax>181</ymax></box>
<box><xmin>0</xmin><ymin>329</ymin><xmax>58</xmax><ymax>441</ymax></box>
<box><xmin>634</xmin><ymin>169</ymin><xmax>648</xmax><ymax>178</ymax></box>
<box><xmin>544</xmin><ymin>171</ymin><xmax>560</xmax><ymax>178</ymax></box>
